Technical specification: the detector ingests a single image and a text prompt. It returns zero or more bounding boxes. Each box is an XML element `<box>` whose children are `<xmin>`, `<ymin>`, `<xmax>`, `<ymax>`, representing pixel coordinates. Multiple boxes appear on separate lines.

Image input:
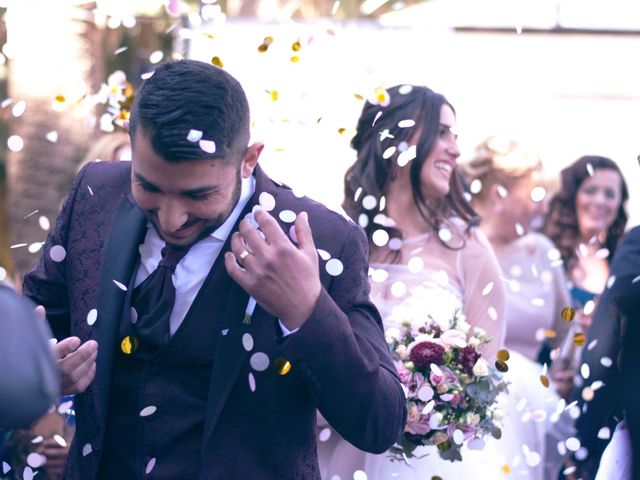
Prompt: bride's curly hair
<box><xmin>342</xmin><ymin>85</ymin><xmax>479</xmax><ymax>260</ymax></box>
<box><xmin>542</xmin><ymin>155</ymin><xmax>628</xmax><ymax>273</ymax></box>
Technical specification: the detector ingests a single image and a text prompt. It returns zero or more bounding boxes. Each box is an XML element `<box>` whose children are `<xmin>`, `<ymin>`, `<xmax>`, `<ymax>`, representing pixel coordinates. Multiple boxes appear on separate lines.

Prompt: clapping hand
<box><xmin>225</xmin><ymin>209</ymin><xmax>321</xmax><ymax>331</ymax></box>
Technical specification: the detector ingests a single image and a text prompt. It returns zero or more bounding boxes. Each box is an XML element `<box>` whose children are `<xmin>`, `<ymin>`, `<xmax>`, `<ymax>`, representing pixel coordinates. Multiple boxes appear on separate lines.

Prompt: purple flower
<box><xmin>409</xmin><ymin>341</ymin><xmax>446</xmax><ymax>369</ymax></box>
<box><xmin>459</xmin><ymin>345</ymin><xmax>480</xmax><ymax>375</ymax></box>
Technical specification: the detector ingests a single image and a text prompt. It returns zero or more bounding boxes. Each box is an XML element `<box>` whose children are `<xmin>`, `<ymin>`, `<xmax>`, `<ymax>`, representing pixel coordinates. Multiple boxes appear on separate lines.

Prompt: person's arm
<box><xmin>572</xmin><ymin>226</ymin><xmax>640</xmax><ymax>476</ymax></box>
<box><xmin>0</xmin><ymin>287</ymin><xmax>60</xmax><ymax>429</ymax></box>
<box><xmin>276</xmin><ymin>223</ymin><xmax>406</xmax><ymax>453</ymax></box>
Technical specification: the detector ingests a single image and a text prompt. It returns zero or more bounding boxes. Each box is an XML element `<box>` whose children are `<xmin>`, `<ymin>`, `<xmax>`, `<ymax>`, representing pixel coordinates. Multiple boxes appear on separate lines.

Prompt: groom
<box><xmin>23</xmin><ymin>59</ymin><xmax>405</xmax><ymax>479</ymax></box>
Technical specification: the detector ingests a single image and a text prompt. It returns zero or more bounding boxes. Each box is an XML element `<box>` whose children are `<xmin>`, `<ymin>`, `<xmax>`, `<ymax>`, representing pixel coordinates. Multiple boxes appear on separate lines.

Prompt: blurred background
<box><xmin>0</xmin><ymin>0</ymin><xmax>638</xmax><ymax>281</ymax></box>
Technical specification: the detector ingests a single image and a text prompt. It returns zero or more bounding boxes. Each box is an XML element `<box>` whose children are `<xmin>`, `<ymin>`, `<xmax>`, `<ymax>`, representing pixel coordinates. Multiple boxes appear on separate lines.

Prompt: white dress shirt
<box><xmin>134</xmin><ymin>175</ymin><xmax>255</xmax><ymax>336</ymax></box>
<box><xmin>134</xmin><ymin>174</ymin><xmax>297</xmax><ymax>336</ymax></box>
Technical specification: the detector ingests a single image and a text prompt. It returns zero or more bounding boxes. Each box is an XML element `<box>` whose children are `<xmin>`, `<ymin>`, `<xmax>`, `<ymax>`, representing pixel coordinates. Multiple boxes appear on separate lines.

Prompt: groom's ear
<box><xmin>241</xmin><ymin>143</ymin><xmax>263</xmax><ymax>178</ymax></box>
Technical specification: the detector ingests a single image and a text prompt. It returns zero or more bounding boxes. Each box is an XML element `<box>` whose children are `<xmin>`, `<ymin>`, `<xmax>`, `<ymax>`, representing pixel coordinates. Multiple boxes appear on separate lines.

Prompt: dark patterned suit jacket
<box><xmin>23</xmin><ymin>161</ymin><xmax>406</xmax><ymax>480</ymax></box>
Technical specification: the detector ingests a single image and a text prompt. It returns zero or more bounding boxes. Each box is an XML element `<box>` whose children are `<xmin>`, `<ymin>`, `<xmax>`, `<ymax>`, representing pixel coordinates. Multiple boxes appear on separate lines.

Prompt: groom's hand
<box><xmin>54</xmin><ymin>337</ymin><xmax>98</xmax><ymax>395</ymax></box>
<box><xmin>225</xmin><ymin>209</ymin><xmax>321</xmax><ymax>330</ymax></box>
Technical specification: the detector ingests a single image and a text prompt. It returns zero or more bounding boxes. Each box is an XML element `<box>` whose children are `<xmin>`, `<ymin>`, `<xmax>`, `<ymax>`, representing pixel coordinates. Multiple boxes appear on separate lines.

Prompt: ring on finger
<box><xmin>239</xmin><ymin>249</ymin><xmax>251</xmax><ymax>261</ymax></box>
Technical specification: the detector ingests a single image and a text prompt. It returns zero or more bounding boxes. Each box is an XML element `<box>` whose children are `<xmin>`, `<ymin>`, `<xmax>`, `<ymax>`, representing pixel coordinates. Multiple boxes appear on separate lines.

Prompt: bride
<box><xmin>318</xmin><ymin>85</ymin><xmax>565</xmax><ymax>479</ymax></box>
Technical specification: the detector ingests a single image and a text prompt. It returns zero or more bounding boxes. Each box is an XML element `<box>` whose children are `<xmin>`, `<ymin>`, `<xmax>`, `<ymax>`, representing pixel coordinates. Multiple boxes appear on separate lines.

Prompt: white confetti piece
<box><xmin>45</xmin><ymin>131</ymin><xmax>58</xmax><ymax>143</ymax></box>
<box><xmin>372</xmin><ymin>229</ymin><xmax>389</xmax><ymax>247</ymax></box>
<box><xmin>114</xmin><ymin>46</ymin><xmax>128</xmax><ymax>54</ymax></box>
<box><xmin>317</xmin><ymin>249</ymin><xmax>331</xmax><ymax>261</ymax></box>
<box><xmin>407</xmin><ymin>257</ymin><xmax>424</xmax><ymax>273</ymax></box>
<box><xmin>31</xmin><ymin>436</ymin><xmax>43</xmax><ymax>444</ymax></box>
<box><xmin>12</xmin><ymin>100</ymin><xmax>26</xmax><ymax>117</ymax></box>
<box><xmin>397</xmin><ymin>145</ymin><xmax>416</xmax><ymax>167</ymax></box>
<box><xmin>325</xmin><ymin>258</ymin><xmax>344</xmax><ymax>276</ymax></box>
<box><xmin>2</xmin><ymin>462</ymin><xmax>10</xmax><ymax>474</ymax></box>
<box><xmin>149</xmin><ymin>50</ymin><xmax>164</xmax><ymax>64</ymax></box>
<box><xmin>565</xmin><ymin>437</ymin><xmax>581</xmax><ymax>452</ymax></box>
<box><xmin>453</xmin><ymin>429</ymin><xmax>464</xmax><ymax>445</ymax></box>
<box><xmin>139</xmin><ymin>406</ymin><xmax>157</xmax><ymax>417</ymax></box>
<box><xmin>417</xmin><ymin>386</ymin><xmax>434</xmax><ymax>402</ymax></box>
<box><xmin>398</xmin><ymin>119</ymin><xmax>415</xmax><ymax>128</ymax></box>
<box><xmin>141</xmin><ymin>71</ymin><xmax>155</xmax><ymax>80</ymax></box>
<box><xmin>145</xmin><ymin>457</ymin><xmax>157</xmax><ymax>474</ymax></box>
<box><xmin>198</xmin><ymin>139</ymin><xmax>216</xmax><ymax>153</ymax></box>
<box><xmin>600</xmin><ymin>356</ymin><xmax>613</xmax><ymax>367</ymax></box>
<box><xmin>319</xmin><ymin>427</ymin><xmax>332</xmax><ymax>442</ymax></box>
<box><xmin>39</xmin><ymin>215</ymin><xmax>50</xmax><ymax>230</ymax></box>
<box><xmin>82</xmin><ymin>443</ymin><xmax>93</xmax><ymax>456</ymax></box>
<box><xmin>438</xmin><ymin>228</ymin><xmax>452</xmax><ymax>242</ymax></box>
<box><xmin>131</xmin><ymin>307</ymin><xmax>138</xmax><ymax>324</ymax></box>
<box><xmin>390</xmin><ymin>281</ymin><xmax>407</xmax><ymax>297</ymax></box>
<box><xmin>482</xmin><ymin>282</ymin><xmax>494</xmax><ymax>296</ymax></box>
<box><xmin>470</xmin><ymin>178</ymin><xmax>482</xmax><ymax>194</ymax></box>
<box><xmin>50</xmin><ymin>245</ymin><xmax>66</xmax><ymax>262</ymax></box>
<box><xmin>88</xmin><ymin>186</ymin><xmax>94</xmax><ymax>195</ymax></box>
<box><xmin>258</xmin><ymin>192</ymin><xmax>276</xmax><ymax>211</ymax></box>
<box><xmin>497</xmin><ymin>185</ymin><xmax>508</xmax><ymax>198</ymax></box>
<box><xmin>362</xmin><ymin>195</ymin><xmax>377</xmax><ymax>210</ymax></box>
<box><xmin>26</xmin><ymin>453</ymin><xmax>45</xmax><ymax>469</ymax></box>
<box><xmin>53</xmin><ymin>434</ymin><xmax>67</xmax><ymax>447</ymax></box>
<box><xmin>23</xmin><ymin>466</ymin><xmax>35</xmax><ymax>480</ymax></box>
<box><xmin>382</xmin><ymin>146</ymin><xmax>396</xmax><ymax>159</ymax></box>
<box><xmin>353</xmin><ymin>470</ymin><xmax>368</xmax><ymax>480</ymax></box>
<box><xmin>586</xmin><ymin>162</ymin><xmax>594</xmax><ymax>176</ymax></box>
<box><xmin>113</xmin><ymin>280</ymin><xmax>128</xmax><ymax>291</ymax></box>
<box><xmin>248</xmin><ymin>372</ymin><xmax>256</xmax><ymax>392</ymax></box>
<box><xmin>597</xmin><ymin>427</ymin><xmax>611</xmax><ymax>440</ymax></box>
<box><xmin>607</xmin><ymin>275</ymin><xmax>616</xmax><ymax>289</ymax></box>
<box><xmin>186</xmin><ymin>129</ymin><xmax>203</xmax><ymax>142</ymax></box>
<box><xmin>250</xmin><ymin>352</ymin><xmax>270</xmax><ymax>371</ymax></box>
<box><xmin>242</xmin><ymin>333</ymin><xmax>254</xmax><ymax>352</ymax></box>
<box><xmin>87</xmin><ymin>309</ymin><xmax>98</xmax><ymax>326</ymax></box>
<box><xmin>279</xmin><ymin>210</ymin><xmax>297</xmax><ymax>223</ymax></box>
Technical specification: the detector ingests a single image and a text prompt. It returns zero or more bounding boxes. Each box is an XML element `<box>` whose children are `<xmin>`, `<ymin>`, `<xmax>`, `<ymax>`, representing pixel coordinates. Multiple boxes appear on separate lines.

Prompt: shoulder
<box><xmin>80</xmin><ymin>160</ymin><xmax>131</xmax><ymax>186</ymax></box>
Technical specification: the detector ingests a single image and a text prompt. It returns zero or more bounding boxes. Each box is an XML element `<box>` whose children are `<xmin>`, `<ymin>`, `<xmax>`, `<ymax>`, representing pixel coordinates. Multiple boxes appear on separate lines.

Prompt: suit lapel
<box><xmin>202</xmin><ymin>166</ymin><xmax>283</xmax><ymax>444</ymax></box>
<box><xmin>92</xmin><ymin>194</ymin><xmax>146</xmax><ymax>428</ymax></box>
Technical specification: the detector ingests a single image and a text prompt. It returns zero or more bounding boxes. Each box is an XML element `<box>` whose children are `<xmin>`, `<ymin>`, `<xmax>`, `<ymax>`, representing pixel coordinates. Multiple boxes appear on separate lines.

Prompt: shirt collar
<box><xmin>210</xmin><ymin>174</ymin><xmax>256</xmax><ymax>242</ymax></box>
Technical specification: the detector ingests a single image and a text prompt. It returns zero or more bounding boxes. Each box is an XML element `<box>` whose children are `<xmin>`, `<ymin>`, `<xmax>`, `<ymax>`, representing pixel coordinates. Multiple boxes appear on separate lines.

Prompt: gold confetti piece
<box><xmin>258</xmin><ymin>44</ymin><xmax>269</xmax><ymax>53</ymax></box>
<box><xmin>290</xmin><ymin>56</ymin><xmax>300</xmax><ymax>63</ymax></box>
<box><xmin>544</xmin><ymin>329</ymin><xmax>557</xmax><ymax>338</ymax></box>
<box><xmin>242</xmin><ymin>315</ymin><xmax>252</xmax><ymax>325</ymax></box>
<box><xmin>338</xmin><ymin>128</ymin><xmax>347</xmax><ymax>135</ymax></box>
<box><xmin>274</xmin><ymin>357</ymin><xmax>292</xmax><ymax>375</ymax></box>
<box><xmin>561</xmin><ymin>306</ymin><xmax>576</xmax><ymax>322</ymax></box>
<box><xmin>211</xmin><ymin>56</ymin><xmax>224</xmax><ymax>68</ymax></box>
<box><xmin>582</xmin><ymin>386</ymin><xmax>595</xmax><ymax>402</ymax></box>
<box><xmin>573</xmin><ymin>332</ymin><xmax>586</xmax><ymax>346</ymax></box>
<box><xmin>502</xmin><ymin>464</ymin><xmax>511</xmax><ymax>474</ymax></box>
<box><xmin>354</xmin><ymin>93</ymin><xmax>364</xmax><ymax>100</ymax></box>
<box><xmin>54</xmin><ymin>95</ymin><xmax>66</xmax><ymax>103</ymax></box>
<box><xmin>495</xmin><ymin>360</ymin><xmax>509</xmax><ymax>372</ymax></box>
<box><xmin>291</xmin><ymin>41</ymin><xmax>301</xmax><ymax>51</ymax></box>
<box><xmin>497</xmin><ymin>349</ymin><xmax>510</xmax><ymax>362</ymax></box>
<box><xmin>202</xmin><ymin>32</ymin><xmax>216</xmax><ymax>39</ymax></box>
<box><xmin>121</xmin><ymin>336</ymin><xmax>138</xmax><ymax>355</ymax></box>
<box><xmin>264</xmin><ymin>36</ymin><xmax>274</xmax><ymax>45</ymax></box>
<box><xmin>540</xmin><ymin>375</ymin><xmax>550</xmax><ymax>388</ymax></box>
<box><xmin>269</xmin><ymin>90</ymin><xmax>278</xmax><ymax>101</ymax></box>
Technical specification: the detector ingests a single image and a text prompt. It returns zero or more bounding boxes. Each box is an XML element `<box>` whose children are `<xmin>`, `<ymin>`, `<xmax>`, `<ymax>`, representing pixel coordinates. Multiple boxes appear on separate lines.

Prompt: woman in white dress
<box><xmin>318</xmin><ymin>86</ymin><xmax>566</xmax><ymax>480</ymax></box>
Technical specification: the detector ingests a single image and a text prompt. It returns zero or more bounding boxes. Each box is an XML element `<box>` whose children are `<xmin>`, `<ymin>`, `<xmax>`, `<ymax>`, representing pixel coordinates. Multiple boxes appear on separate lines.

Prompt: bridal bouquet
<box><xmin>386</xmin><ymin>310</ymin><xmax>509</xmax><ymax>463</ymax></box>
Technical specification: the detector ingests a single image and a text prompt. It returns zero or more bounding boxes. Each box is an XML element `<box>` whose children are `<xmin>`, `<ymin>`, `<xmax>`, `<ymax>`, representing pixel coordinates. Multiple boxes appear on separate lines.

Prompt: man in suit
<box><xmin>570</xmin><ymin>225</ymin><xmax>640</xmax><ymax>479</ymax></box>
<box><xmin>23</xmin><ymin>59</ymin><xmax>406</xmax><ymax>479</ymax></box>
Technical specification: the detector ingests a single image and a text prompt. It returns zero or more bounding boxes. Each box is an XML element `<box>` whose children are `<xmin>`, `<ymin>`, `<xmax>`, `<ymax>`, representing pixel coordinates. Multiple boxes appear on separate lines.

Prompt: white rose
<box><xmin>468</xmin><ymin>337</ymin><xmax>481</xmax><ymax>348</ymax></box>
<box><xmin>472</xmin><ymin>357</ymin><xmax>489</xmax><ymax>377</ymax></box>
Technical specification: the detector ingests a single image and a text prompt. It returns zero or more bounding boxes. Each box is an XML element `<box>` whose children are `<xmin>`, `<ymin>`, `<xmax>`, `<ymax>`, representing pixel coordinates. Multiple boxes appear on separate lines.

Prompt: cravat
<box><xmin>131</xmin><ymin>244</ymin><xmax>190</xmax><ymax>349</ymax></box>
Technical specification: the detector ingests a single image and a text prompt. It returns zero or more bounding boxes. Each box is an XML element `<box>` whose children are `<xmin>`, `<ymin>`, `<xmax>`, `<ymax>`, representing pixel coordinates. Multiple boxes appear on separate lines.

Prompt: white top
<box><xmin>134</xmin><ymin>175</ymin><xmax>255</xmax><ymax>336</ymax></box>
<box><xmin>494</xmin><ymin>232</ymin><xmax>571</xmax><ymax>361</ymax></box>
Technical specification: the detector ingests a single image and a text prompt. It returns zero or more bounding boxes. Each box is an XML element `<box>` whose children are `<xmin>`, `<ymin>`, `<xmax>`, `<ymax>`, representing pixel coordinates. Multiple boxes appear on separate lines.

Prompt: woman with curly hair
<box><xmin>542</xmin><ymin>155</ymin><xmax>628</xmax><ymax>393</ymax></box>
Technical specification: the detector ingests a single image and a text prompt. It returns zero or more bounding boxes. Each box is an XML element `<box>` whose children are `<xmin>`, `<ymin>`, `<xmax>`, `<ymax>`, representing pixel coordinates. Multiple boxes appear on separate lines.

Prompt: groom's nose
<box><xmin>157</xmin><ymin>200</ymin><xmax>189</xmax><ymax>234</ymax></box>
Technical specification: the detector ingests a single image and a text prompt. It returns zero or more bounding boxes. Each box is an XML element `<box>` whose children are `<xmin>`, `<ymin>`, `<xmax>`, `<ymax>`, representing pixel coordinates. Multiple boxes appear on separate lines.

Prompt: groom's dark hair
<box><xmin>129</xmin><ymin>59</ymin><xmax>250</xmax><ymax>164</ymax></box>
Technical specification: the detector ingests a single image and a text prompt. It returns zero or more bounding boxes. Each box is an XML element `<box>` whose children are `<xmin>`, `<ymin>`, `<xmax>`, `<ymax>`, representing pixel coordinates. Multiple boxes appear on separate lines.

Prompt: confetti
<box><xmin>145</xmin><ymin>458</ymin><xmax>157</xmax><ymax>474</ymax></box>
<box><xmin>199</xmin><ymin>139</ymin><xmax>216</xmax><ymax>153</ymax></box>
<box><xmin>113</xmin><ymin>279</ymin><xmax>128</xmax><ymax>291</ymax></box>
<box><xmin>139</xmin><ymin>406</ymin><xmax>157</xmax><ymax>417</ymax></box>
<box><xmin>23</xmin><ymin>467</ymin><xmax>35</xmax><ymax>480</ymax></box>
<box><xmin>438</xmin><ymin>228</ymin><xmax>452</xmax><ymax>243</ymax></box>
<box><xmin>496</xmin><ymin>185</ymin><xmax>508</xmax><ymax>198</ymax></box>
<box><xmin>242</xmin><ymin>333</ymin><xmax>254</xmax><ymax>352</ymax></box>
<box><xmin>353</xmin><ymin>470</ymin><xmax>368</xmax><ymax>480</ymax></box>
<box><xmin>12</xmin><ymin>100</ymin><xmax>26</xmax><ymax>117</ymax></box>
<box><xmin>10</xmin><ymin>243</ymin><xmax>27</xmax><ymax>249</ymax></box>
<box><xmin>121</xmin><ymin>336</ymin><xmax>138</xmax><ymax>354</ymax></box>
<box><xmin>398</xmin><ymin>119</ymin><xmax>415</xmax><ymax>128</ymax></box>
<box><xmin>539</xmin><ymin>375</ymin><xmax>550</xmax><ymax>388</ymax></box>
<box><xmin>372</xmin><ymin>229</ymin><xmax>389</xmax><ymax>247</ymax></box>
<box><xmin>187</xmin><ymin>129</ymin><xmax>203</xmax><ymax>142</ymax></box>
<box><xmin>390</xmin><ymin>281</ymin><xmax>407</xmax><ymax>297</ymax></box>
<box><xmin>250</xmin><ymin>352</ymin><xmax>270</xmax><ymax>371</ymax></box>
<box><xmin>279</xmin><ymin>210</ymin><xmax>297</xmax><ymax>223</ymax></box>
<box><xmin>53</xmin><ymin>434</ymin><xmax>67</xmax><ymax>447</ymax></box>
<box><xmin>291</xmin><ymin>41</ymin><xmax>301</xmax><ymax>51</ymax></box>
<box><xmin>211</xmin><ymin>56</ymin><xmax>224</xmax><ymax>68</ymax></box>
<box><xmin>372</xmin><ymin>111</ymin><xmax>383</xmax><ymax>126</ymax></box>
<box><xmin>561</xmin><ymin>306</ymin><xmax>575</xmax><ymax>322</ymax></box>
<box><xmin>573</xmin><ymin>332</ymin><xmax>586</xmax><ymax>346</ymax></box>
<box><xmin>337</xmin><ymin>127</ymin><xmax>346</xmax><ymax>135</ymax></box>
<box><xmin>502</xmin><ymin>464</ymin><xmax>511</xmax><ymax>474</ymax></box>
<box><xmin>2</xmin><ymin>462</ymin><xmax>10</xmax><ymax>474</ymax></box>
<box><xmin>114</xmin><ymin>46</ymin><xmax>128</xmax><ymax>55</ymax></box>
<box><xmin>39</xmin><ymin>215</ymin><xmax>50</xmax><ymax>230</ymax></box>
<box><xmin>586</xmin><ymin>162</ymin><xmax>594</xmax><ymax>176</ymax></box>
<box><xmin>530</xmin><ymin>186</ymin><xmax>546</xmax><ymax>202</ymax></box>
<box><xmin>397</xmin><ymin>145</ymin><xmax>416</xmax><ymax>167</ymax></box>
<box><xmin>495</xmin><ymin>360</ymin><xmax>508</xmax><ymax>372</ymax></box>
<box><xmin>482</xmin><ymin>282</ymin><xmax>494</xmax><ymax>296</ymax></box>
<box><xmin>290</xmin><ymin>56</ymin><xmax>300</xmax><ymax>63</ymax></box>
<box><xmin>87</xmin><ymin>309</ymin><xmax>98</xmax><ymax>326</ymax></box>
<box><xmin>497</xmin><ymin>349</ymin><xmax>510</xmax><ymax>362</ymax></box>
<box><xmin>50</xmin><ymin>245</ymin><xmax>67</xmax><ymax>262</ymax></box>
<box><xmin>581</xmin><ymin>386</ymin><xmax>594</xmax><ymax>402</ymax></box>
<box><xmin>248</xmin><ymin>372</ymin><xmax>256</xmax><ymax>392</ymax></box>
<box><xmin>7</xmin><ymin>134</ymin><xmax>24</xmax><ymax>152</ymax></box>
<box><xmin>274</xmin><ymin>357</ymin><xmax>292</xmax><ymax>375</ymax></box>
<box><xmin>319</xmin><ymin>428</ymin><xmax>332</xmax><ymax>442</ymax></box>
<box><xmin>325</xmin><ymin>258</ymin><xmax>344</xmax><ymax>276</ymax></box>
<box><xmin>82</xmin><ymin>443</ymin><xmax>93</xmax><ymax>456</ymax></box>
<box><xmin>45</xmin><ymin>131</ymin><xmax>58</xmax><ymax>143</ymax></box>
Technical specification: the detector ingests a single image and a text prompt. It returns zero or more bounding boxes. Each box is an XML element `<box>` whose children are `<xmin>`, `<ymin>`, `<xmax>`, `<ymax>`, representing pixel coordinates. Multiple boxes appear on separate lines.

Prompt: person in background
<box><xmin>460</xmin><ymin>136</ymin><xmax>571</xmax><ymax>365</ymax></box>
<box><xmin>543</xmin><ymin>155</ymin><xmax>628</xmax><ymax>399</ymax></box>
